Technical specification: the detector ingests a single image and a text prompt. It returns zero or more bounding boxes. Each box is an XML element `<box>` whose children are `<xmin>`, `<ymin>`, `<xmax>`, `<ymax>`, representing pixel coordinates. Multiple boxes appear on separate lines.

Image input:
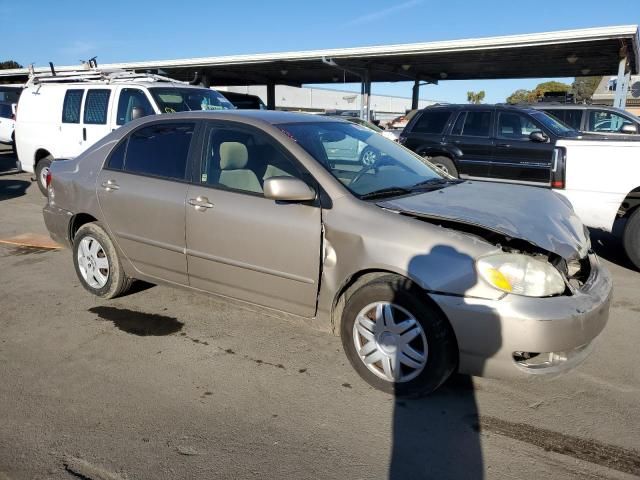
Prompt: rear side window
<box><xmin>123</xmin><ymin>123</ymin><xmax>195</xmax><ymax>180</ymax></box>
<box><xmin>452</xmin><ymin>111</ymin><xmax>492</xmax><ymax>137</ymax></box>
<box><xmin>62</xmin><ymin>89</ymin><xmax>84</xmax><ymax>123</ymax></box>
<box><xmin>84</xmin><ymin>89</ymin><xmax>111</xmax><ymax>125</ymax></box>
<box><xmin>411</xmin><ymin>110</ymin><xmax>452</xmax><ymax>134</ymax></box>
<box><xmin>107</xmin><ymin>140</ymin><xmax>127</xmax><ymax>170</ymax></box>
<box><xmin>116</xmin><ymin>88</ymin><xmax>154</xmax><ymax>125</ymax></box>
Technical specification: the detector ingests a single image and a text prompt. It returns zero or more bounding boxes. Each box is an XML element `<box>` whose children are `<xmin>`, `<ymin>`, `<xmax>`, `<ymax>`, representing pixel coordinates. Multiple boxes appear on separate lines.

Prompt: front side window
<box><xmin>451</xmin><ymin>111</ymin><xmax>492</xmax><ymax>137</ymax></box>
<box><xmin>83</xmin><ymin>89</ymin><xmax>111</xmax><ymax>125</ymax></box>
<box><xmin>497</xmin><ymin>112</ymin><xmax>540</xmax><ymax>140</ymax></box>
<box><xmin>117</xmin><ymin>89</ymin><xmax>155</xmax><ymax>125</ymax></box>
<box><xmin>62</xmin><ymin>89</ymin><xmax>84</xmax><ymax>123</ymax></box>
<box><xmin>280</xmin><ymin>121</ymin><xmax>451</xmax><ymax>198</ymax></box>
<box><xmin>588</xmin><ymin>110</ymin><xmax>632</xmax><ymax>133</ymax></box>
<box><xmin>0</xmin><ymin>103</ymin><xmax>12</xmax><ymax>119</ymax></box>
<box><xmin>123</xmin><ymin>123</ymin><xmax>195</xmax><ymax>180</ymax></box>
<box><xmin>149</xmin><ymin>87</ymin><xmax>234</xmax><ymax>113</ymax></box>
<box><xmin>411</xmin><ymin>110</ymin><xmax>452</xmax><ymax>134</ymax></box>
<box><xmin>200</xmin><ymin>125</ymin><xmax>302</xmax><ymax>195</ymax></box>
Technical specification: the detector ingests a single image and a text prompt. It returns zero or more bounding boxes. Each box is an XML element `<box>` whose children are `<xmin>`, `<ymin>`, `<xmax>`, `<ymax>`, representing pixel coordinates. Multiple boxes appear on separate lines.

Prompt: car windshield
<box><xmin>149</xmin><ymin>87</ymin><xmax>234</xmax><ymax>113</ymax></box>
<box><xmin>280</xmin><ymin>121</ymin><xmax>452</xmax><ymax>199</ymax></box>
<box><xmin>530</xmin><ymin>111</ymin><xmax>579</xmax><ymax>137</ymax></box>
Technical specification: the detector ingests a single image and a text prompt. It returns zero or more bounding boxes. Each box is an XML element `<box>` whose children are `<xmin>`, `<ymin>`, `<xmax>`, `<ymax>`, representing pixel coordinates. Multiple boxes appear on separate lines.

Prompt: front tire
<box><xmin>623</xmin><ymin>208</ymin><xmax>640</xmax><ymax>270</ymax></box>
<box><xmin>73</xmin><ymin>222</ymin><xmax>132</xmax><ymax>298</ymax></box>
<box><xmin>427</xmin><ymin>155</ymin><xmax>458</xmax><ymax>177</ymax></box>
<box><xmin>340</xmin><ymin>275</ymin><xmax>457</xmax><ymax>397</ymax></box>
<box><xmin>35</xmin><ymin>155</ymin><xmax>53</xmax><ymax>195</ymax></box>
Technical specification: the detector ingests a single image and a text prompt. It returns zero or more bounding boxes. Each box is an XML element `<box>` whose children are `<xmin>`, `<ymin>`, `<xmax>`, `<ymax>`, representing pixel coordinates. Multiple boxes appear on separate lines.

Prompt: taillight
<box><xmin>550</xmin><ymin>147</ymin><xmax>566</xmax><ymax>189</ymax></box>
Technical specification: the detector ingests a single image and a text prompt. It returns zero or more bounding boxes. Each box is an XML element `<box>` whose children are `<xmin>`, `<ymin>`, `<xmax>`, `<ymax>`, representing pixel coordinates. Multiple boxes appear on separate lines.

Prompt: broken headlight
<box><xmin>477</xmin><ymin>253</ymin><xmax>565</xmax><ymax>297</ymax></box>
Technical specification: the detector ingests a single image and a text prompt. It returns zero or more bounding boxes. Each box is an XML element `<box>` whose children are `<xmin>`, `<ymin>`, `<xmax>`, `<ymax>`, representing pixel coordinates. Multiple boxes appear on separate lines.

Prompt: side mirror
<box><xmin>529</xmin><ymin>131</ymin><xmax>548</xmax><ymax>143</ymax></box>
<box><xmin>621</xmin><ymin>124</ymin><xmax>638</xmax><ymax>134</ymax></box>
<box><xmin>130</xmin><ymin>106</ymin><xmax>146</xmax><ymax>121</ymax></box>
<box><xmin>264</xmin><ymin>177</ymin><xmax>316</xmax><ymax>202</ymax></box>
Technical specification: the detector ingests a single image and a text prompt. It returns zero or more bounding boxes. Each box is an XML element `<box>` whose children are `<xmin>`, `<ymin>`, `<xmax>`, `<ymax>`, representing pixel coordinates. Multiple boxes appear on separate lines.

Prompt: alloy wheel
<box><xmin>77</xmin><ymin>235</ymin><xmax>110</xmax><ymax>289</ymax></box>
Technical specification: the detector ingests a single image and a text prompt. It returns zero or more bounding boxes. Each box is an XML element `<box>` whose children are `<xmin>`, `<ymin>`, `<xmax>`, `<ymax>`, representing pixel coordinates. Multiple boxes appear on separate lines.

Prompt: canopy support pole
<box><xmin>613</xmin><ymin>55</ymin><xmax>630</xmax><ymax>110</ymax></box>
<box><xmin>267</xmin><ymin>82</ymin><xmax>276</xmax><ymax>110</ymax></box>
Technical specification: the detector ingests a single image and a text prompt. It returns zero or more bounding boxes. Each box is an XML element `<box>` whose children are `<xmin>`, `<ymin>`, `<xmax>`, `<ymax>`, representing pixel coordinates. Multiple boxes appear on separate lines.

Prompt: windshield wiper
<box><xmin>360</xmin><ymin>186</ymin><xmax>413</xmax><ymax>200</ymax></box>
<box><xmin>409</xmin><ymin>178</ymin><xmax>462</xmax><ymax>190</ymax></box>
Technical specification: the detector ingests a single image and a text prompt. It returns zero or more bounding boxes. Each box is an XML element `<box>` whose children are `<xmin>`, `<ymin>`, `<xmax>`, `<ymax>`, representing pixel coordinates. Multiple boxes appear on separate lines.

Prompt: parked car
<box><xmin>44</xmin><ymin>111</ymin><xmax>611</xmax><ymax>397</ymax></box>
<box><xmin>0</xmin><ymin>102</ymin><xmax>16</xmax><ymax>150</ymax></box>
<box><xmin>343</xmin><ymin>116</ymin><xmax>401</xmax><ymax>142</ymax></box>
<box><xmin>530</xmin><ymin>104</ymin><xmax>640</xmax><ymax>135</ymax></box>
<box><xmin>15</xmin><ymin>70</ymin><xmax>234</xmax><ymax>194</ymax></box>
<box><xmin>218</xmin><ymin>90</ymin><xmax>266</xmax><ymax>110</ymax></box>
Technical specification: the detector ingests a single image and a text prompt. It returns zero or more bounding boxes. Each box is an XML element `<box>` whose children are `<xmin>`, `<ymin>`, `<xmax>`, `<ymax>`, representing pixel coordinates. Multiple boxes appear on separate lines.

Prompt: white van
<box><xmin>16</xmin><ymin>70</ymin><xmax>234</xmax><ymax>193</ymax></box>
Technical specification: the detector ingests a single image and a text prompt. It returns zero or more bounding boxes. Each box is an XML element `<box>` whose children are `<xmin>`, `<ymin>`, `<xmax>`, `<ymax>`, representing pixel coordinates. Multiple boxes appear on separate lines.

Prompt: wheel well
<box><xmin>34</xmin><ymin>149</ymin><xmax>51</xmax><ymax>166</ymax></box>
<box><xmin>621</xmin><ymin>188</ymin><xmax>640</xmax><ymax>218</ymax></box>
<box><xmin>69</xmin><ymin>213</ymin><xmax>98</xmax><ymax>241</ymax></box>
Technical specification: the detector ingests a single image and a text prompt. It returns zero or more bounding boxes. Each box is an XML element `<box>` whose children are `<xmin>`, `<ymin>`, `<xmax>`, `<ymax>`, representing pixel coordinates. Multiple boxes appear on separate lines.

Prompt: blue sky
<box><xmin>1</xmin><ymin>0</ymin><xmax>638</xmax><ymax>103</ymax></box>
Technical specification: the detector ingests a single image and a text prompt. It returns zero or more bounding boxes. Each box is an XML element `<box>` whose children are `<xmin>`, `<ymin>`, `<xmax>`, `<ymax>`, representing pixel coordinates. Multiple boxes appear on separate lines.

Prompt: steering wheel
<box><xmin>351</xmin><ymin>152</ymin><xmax>382</xmax><ymax>185</ymax></box>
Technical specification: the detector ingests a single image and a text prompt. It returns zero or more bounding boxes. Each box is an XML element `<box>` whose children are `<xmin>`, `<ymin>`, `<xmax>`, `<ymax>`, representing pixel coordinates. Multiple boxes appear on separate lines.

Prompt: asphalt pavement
<box><xmin>0</xmin><ymin>146</ymin><xmax>639</xmax><ymax>479</ymax></box>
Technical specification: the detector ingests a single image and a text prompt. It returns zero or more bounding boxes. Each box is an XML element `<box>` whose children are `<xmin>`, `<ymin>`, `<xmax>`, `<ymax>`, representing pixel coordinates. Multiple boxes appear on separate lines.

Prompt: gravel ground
<box><xmin>0</xmin><ymin>147</ymin><xmax>639</xmax><ymax>479</ymax></box>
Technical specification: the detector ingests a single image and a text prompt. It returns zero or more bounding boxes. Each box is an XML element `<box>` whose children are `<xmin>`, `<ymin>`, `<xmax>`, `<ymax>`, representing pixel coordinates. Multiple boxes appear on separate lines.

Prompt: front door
<box><xmin>445</xmin><ymin>110</ymin><xmax>494</xmax><ymax>179</ymax></box>
<box><xmin>185</xmin><ymin>122</ymin><xmax>322</xmax><ymax>317</ymax></box>
<box><xmin>491</xmin><ymin>111</ymin><xmax>553</xmax><ymax>184</ymax></box>
<box><xmin>97</xmin><ymin>121</ymin><xmax>197</xmax><ymax>285</ymax></box>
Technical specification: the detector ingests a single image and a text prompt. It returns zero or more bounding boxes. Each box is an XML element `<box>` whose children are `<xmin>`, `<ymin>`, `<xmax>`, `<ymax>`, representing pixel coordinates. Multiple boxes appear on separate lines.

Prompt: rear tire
<box><xmin>623</xmin><ymin>208</ymin><xmax>640</xmax><ymax>270</ymax></box>
<box><xmin>73</xmin><ymin>222</ymin><xmax>133</xmax><ymax>299</ymax></box>
<box><xmin>35</xmin><ymin>155</ymin><xmax>53</xmax><ymax>196</ymax></box>
<box><xmin>427</xmin><ymin>155</ymin><xmax>458</xmax><ymax>177</ymax></box>
<box><xmin>340</xmin><ymin>275</ymin><xmax>457</xmax><ymax>397</ymax></box>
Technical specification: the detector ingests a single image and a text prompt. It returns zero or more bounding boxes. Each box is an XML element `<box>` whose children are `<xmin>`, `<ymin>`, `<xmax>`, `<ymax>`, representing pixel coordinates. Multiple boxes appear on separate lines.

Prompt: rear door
<box><xmin>445</xmin><ymin>109</ymin><xmax>494</xmax><ymax>178</ymax></box>
<box><xmin>185</xmin><ymin>121</ymin><xmax>322</xmax><ymax>317</ymax></box>
<box><xmin>82</xmin><ymin>88</ymin><xmax>113</xmax><ymax>149</ymax></box>
<box><xmin>97</xmin><ymin>121</ymin><xmax>197</xmax><ymax>285</ymax></box>
<box><xmin>402</xmin><ymin>109</ymin><xmax>453</xmax><ymax>155</ymax></box>
<box><xmin>491</xmin><ymin>110</ymin><xmax>553</xmax><ymax>184</ymax></box>
<box><xmin>59</xmin><ymin>88</ymin><xmax>86</xmax><ymax>157</ymax></box>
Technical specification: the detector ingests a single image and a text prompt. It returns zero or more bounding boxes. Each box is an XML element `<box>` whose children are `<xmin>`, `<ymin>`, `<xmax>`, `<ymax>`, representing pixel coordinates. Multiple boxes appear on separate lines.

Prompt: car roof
<box><xmin>421</xmin><ymin>103</ymin><xmax>540</xmax><ymax>114</ymax></box>
<box><xmin>134</xmin><ymin>109</ymin><xmax>346</xmax><ymax>126</ymax></box>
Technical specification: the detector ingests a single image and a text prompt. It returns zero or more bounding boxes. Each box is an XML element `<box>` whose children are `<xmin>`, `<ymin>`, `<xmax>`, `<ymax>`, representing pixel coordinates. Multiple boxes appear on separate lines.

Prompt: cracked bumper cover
<box><xmin>430</xmin><ymin>254</ymin><xmax>612</xmax><ymax>379</ymax></box>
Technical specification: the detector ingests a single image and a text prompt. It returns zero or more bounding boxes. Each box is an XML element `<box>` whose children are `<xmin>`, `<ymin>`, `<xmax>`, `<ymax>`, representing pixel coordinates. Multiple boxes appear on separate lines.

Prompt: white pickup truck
<box><xmin>554</xmin><ymin>138</ymin><xmax>640</xmax><ymax>268</ymax></box>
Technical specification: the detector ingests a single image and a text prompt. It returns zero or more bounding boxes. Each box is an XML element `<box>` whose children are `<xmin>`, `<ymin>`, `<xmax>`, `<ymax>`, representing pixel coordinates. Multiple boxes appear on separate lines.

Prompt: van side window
<box><xmin>117</xmin><ymin>89</ymin><xmax>154</xmax><ymax>125</ymax></box>
<box><xmin>123</xmin><ymin>123</ymin><xmax>195</xmax><ymax>180</ymax></box>
<box><xmin>62</xmin><ymin>90</ymin><xmax>84</xmax><ymax>124</ymax></box>
<box><xmin>84</xmin><ymin>89</ymin><xmax>111</xmax><ymax>125</ymax></box>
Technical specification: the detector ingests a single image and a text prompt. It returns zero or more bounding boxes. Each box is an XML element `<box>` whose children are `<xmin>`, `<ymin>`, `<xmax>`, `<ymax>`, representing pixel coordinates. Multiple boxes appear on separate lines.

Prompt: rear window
<box><xmin>62</xmin><ymin>89</ymin><xmax>84</xmax><ymax>124</ymax></box>
<box><xmin>122</xmin><ymin>123</ymin><xmax>195</xmax><ymax>180</ymax></box>
<box><xmin>0</xmin><ymin>103</ymin><xmax>12</xmax><ymax>119</ymax></box>
<box><xmin>411</xmin><ymin>110</ymin><xmax>452</xmax><ymax>134</ymax></box>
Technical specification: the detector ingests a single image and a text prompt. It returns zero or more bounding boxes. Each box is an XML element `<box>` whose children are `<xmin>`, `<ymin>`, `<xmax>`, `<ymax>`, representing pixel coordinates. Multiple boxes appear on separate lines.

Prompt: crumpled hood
<box><xmin>378</xmin><ymin>181</ymin><xmax>589</xmax><ymax>260</ymax></box>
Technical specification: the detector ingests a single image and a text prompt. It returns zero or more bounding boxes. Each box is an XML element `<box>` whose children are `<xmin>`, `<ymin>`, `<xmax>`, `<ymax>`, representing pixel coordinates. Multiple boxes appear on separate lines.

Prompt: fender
<box><xmin>415</xmin><ymin>144</ymin><xmax>462</xmax><ymax>161</ymax></box>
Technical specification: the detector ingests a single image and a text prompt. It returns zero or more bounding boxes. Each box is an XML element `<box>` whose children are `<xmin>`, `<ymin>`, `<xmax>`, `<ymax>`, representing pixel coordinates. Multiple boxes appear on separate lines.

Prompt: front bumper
<box><xmin>430</xmin><ymin>254</ymin><xmax>612</xmax><ymax>379</ymax></box>
<box><xmin>43</xmin><ymin>203</ymin><xmax>73</xmax><ymax>248</ymax></box>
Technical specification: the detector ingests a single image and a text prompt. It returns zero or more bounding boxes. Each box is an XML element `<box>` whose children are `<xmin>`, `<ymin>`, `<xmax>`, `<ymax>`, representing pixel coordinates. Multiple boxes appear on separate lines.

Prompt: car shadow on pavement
<box><xmin>0</xmin><ymin>179</ymin><xmax>31</xmax><ymax>200</ymax></box>
<box><xmin>388</xmin><ymin>245</ymin><xmax>502</xmax><ymax>479</ymax></box>
<box><xmin>589</xmin><ymin>227</ymin><xmax>638</xmax><ymax>272</ymax></box>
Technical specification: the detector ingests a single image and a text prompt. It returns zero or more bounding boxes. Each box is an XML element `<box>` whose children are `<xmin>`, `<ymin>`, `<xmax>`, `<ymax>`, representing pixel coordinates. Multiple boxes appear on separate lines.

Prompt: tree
<box><xmin>467</xmin><ymin>90</ymin><xmax>485</xmax><ymax>104</ymax></box>
<box><xmin>506</xmin><ymin>89</ymin><xmax>532</xmax><ymax>104</ymax></box>
<box><xmin>0</xmin><ymin>60</ymin><xmax>23</xmax><ymax>70</ymax></box>
<box><xmin>571</xmin><ymin>76</ymin><xmax>603</xmax><ymax>102</ymax></box>
<box><xmin>506</xmin><ymin>80</ymin><xmax>571</xmax><ymax>104</ymax></box>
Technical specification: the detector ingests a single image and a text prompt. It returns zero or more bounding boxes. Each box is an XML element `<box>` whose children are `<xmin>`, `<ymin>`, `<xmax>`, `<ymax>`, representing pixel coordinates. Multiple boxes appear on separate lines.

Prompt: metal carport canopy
<box><xmin>1</xmin><ymin>25</ymin><xmax>638</xmax><ymax>85</ymax></box>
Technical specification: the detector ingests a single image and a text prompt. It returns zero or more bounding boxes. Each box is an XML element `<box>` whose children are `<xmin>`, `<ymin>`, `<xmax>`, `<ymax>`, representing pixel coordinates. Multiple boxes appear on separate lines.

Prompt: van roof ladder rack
<box><xmin>26</xmin><ymin>68</ymin><xmax>185</xmax><ymax>87</ymax></box>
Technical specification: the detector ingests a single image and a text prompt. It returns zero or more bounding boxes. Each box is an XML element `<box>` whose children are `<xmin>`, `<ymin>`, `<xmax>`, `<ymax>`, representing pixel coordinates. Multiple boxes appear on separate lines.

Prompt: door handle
<box><xmin>101</xmin><ymin>179</ymin><xmax>120</xmax><ymax>192</ymax></box>
<box><xmin>188</xmin><ymin>196</ymin><xmax>214</xmax><ymax>211</ymax></box>
<box><xmin>83</xmin><ymin>127</ymin><xmax>87</xmax><ymax>141</ymax></box>
<box><xmin>497</xmin><ymin>143</ymin><xmax>511</xmax><ymax>148</ymax></box>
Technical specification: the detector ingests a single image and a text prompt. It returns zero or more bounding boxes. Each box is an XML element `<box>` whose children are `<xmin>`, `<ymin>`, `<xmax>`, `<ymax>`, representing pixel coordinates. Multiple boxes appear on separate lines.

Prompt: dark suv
<box><xmin>400</xmin><ymin>104</ymin><xmax>587</xmax><ymax>185</ymax></box>
<box><xmin>530</xmin><ymin>104</ymin><xmax>639</xmax><ymax>135</ymax></box>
